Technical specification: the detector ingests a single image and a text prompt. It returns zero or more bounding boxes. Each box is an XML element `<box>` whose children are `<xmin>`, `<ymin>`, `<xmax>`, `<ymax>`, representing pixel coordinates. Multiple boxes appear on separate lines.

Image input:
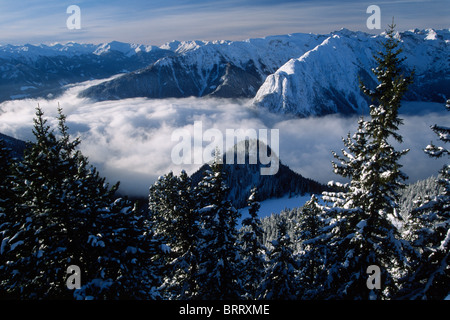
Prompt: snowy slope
<box><xmin>79</xmin><ymin>33</ymin><xmax>327</xmax><ymax>100</ymax></box>
<box><xmin>253</xmin><ymin>32</ymin><xmax>374</xmax><ymax>116</ymax></box>
<box><xmin>0</xmin><ymin>41</ymin><xmax>173</xmax><ymax>102</ymax></box>
<box><xmin>253</xmin><ymin>28</ymin><xmax>450</xmax><ymax>117</ymax></box>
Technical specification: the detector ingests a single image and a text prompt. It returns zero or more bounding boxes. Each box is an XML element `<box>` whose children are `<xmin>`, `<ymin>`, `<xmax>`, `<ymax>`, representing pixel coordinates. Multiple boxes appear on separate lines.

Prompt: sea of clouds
<box><xmin>0</xmin><ymin>79</ymin><xmax>447</xmax><ymax>197</ymax></box>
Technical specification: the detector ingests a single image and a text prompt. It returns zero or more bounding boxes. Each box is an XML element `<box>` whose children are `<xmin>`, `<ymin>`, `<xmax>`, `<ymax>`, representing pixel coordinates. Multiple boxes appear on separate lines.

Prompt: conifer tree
<box><xmin>149</xmin><ymin>171</ymin><xmax>179</xmax><ymax>248</ymax></box>
<box><xmin>401</xmin><ymin>100</ymin><xmax>449</xmax><ymax>299</ymax></box>
<box><xmin>170</xmin><ymin>170</ymin><xmax>202</xmax><ymax>299</ymax></box>
<box><xmin>257</xmin><ymin>219</ymin><xmax>298</xmax><ymax>300</ymax></box>
<box><xmin>241</xmin><ymin>187</ymin><xmax>266</xmax><ymax>300</ymax></box>
<box><xmin>195</xmin><ymin>152</ymin><xmax>243</xmax><ymax>300</ymax></box>
<box><xmin>0</xmin><ymin>139</ymin><xmax>15</xmax><ymax>217</ymax></box>
<box><xmin>1</xmin><ymin>106</ymin><xmax>79</xmax><ymax>298</ymax></box>
<box><xmin>359</xmin><ymin>21</ymin><xmax>413</xmax><ymax>218</ymax></box>
<box><xmin>1</xmin><ymin>106</ymin><xmax>161</xmax><ymax>299</ymax></box>
<box><xmin>149</xmin><ymin>170</ymin><xmax>201</xmax><ymax>299</ymax></box>
<box><xmin>295</xmin><ymin>195</ymin><xmax>328</xmax><ymax>299</ymax></box>
<box><xmin>74</xmin><ymin>197</ymin><xmax>164</xmax><ymax>300</ymax></box>
<box><xmin>327</xmin><ymin>118</ymin><xmax>369</xmax><ymax>209</ymax></box>
<box><xmin>322</xmin><ymin>22</ymin><xmax>415</xmax><ymax>299</ymax></box>
<box><xmin>0</xmin><ymin>139</ymin><xmax>17</xmax><ymax>294</ymax></box>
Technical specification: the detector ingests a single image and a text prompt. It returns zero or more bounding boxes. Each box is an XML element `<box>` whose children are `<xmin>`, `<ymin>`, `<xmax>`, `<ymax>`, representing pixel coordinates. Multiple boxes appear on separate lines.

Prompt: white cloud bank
<box><xmin>0</xmin><ymin>80</ymin><xmax>447</xmax><ymax>197</ymax></box>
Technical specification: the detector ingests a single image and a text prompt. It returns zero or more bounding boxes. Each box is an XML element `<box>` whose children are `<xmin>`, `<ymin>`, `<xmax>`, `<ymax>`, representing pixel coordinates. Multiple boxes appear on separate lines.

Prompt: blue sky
<box><xmin>0</xmin><ymin>0</ymin><xmax>448</xmax><ymax>45</ymax></box>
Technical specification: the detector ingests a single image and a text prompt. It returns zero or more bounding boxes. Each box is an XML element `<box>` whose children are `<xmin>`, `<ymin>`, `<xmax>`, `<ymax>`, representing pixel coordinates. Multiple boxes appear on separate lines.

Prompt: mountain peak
<box><xmin>190</xmin><ymin>139</ymin><xmax>327</xmax><ymax>208</ymax></box>
<box><xmin>253</xmin><ymin>28</ymin><xmax>449</xmax><ymax>117</ymax></box>
<box><xmin>92</xmin><ymin>41</ymin><xmax>160</xmax><ymax>56</ymax></box>
<box><xmin>332</xmin><ymin>28</ymin><xmax>356</xmax><ymax>37</ymax></box>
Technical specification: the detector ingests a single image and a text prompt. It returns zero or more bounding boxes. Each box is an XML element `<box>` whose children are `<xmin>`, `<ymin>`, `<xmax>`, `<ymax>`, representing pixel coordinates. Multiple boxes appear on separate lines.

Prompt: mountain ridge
<box><xmin>0</xmin><ymin>41</ymin><xmax>174</xmax><ymax>102</ymax></box>
<box><xmin>1</xmin><ymin>28</ymin><xmax>448</xmax><ymax>117</ymax></box>
<box><xmin>190</xmin><ymin>140</ymin><xmax>328</xmax><ymax>208</ymax></box>
<box><xmin>77</xmin><ymin>28</ymin><xmax>449</xmax><ymax>116</ymax></box>
<box><xmin>78</xmin><ymin>32</ymin><xmax>327</xmax><ymax>101</ymax></box>
<box><xmin>253</xmin><ymin>28</ymin><xmax>450</xmax><ymax>116</ymax></box>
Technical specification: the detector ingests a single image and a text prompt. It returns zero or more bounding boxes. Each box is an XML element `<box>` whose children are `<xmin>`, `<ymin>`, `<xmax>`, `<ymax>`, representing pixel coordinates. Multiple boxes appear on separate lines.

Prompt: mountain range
<box><xmin>0</xmin><ymin>41</ymin><xmax>173</xmax><ymax>102</ymax></box>
<box><xmin>1</xmin><ymin>28</ymin><xmax>448</xmax><ymax>117</ymax></box>
<box><xmin>254</xmin><ymin>28</ymin><xmax>450</xmax><ymax>116</ymax></box>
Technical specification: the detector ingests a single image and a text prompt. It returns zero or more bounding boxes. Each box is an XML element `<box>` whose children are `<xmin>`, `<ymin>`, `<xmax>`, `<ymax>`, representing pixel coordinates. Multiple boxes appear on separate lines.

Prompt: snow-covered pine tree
<box><xmin>168</xmin><ymin>169</ymin><xmax>202</xmax><ymax>299</ymax></box>
<box><xmin>194</xmin><ymin>151</ymin><xmax>244</xmax><ymax>300</ymax></box>
<box><xmin>0</xmin><ymin>138</ymin><xmax>15</xmax><ymax>216</ymax></box>
<box><xmin>74</xmin><ymin>197</ymin><xmax>164</xmax><ymax>300</ymax></box>
<box><xmin>148</xmin><ymin>170</ymin><xmax>180</xmax><ymax>282</ymax></box>
<box><xmin>398</xmin><ymin>176</ymin><xmax>442</xmax><ymax>221</ymax></box>
<box><xmin>359</xmin><ymin>21</ymin><xmax>413</xmax><ymax>218</ymax></box>
<box><xmin>240</xmin><ymin>187</ymin><xmax>266</xmax><ymax>300</ymax></box>
<box><xmin>0</xmin><ymin>137</ymin><xmax>15</xmax><ymax>224</ymax></box>
<box><xmin>295</xmin><ymin>195</ymin><xmax>328</xmax><ymax>299</ymax></box>
<box><xmin>257</xmin><ymin>218</ymin><xmax>298</xmax><ymax>300</ymax></box>
<box><xmin>400</xmin><ymin>100</ymin><xmax>449</xmax><ymax>300</ymax></box>
<box><xmin>1</xmin><ymin>107</ymin><xmax>161</xmax><ymax>299</ymax></box>
<box><xmin>1</xmin><ymin>106</ymin><xmax>76</xmax><ymax>298</ymax></box>
<box><xmin>321</xmin><ymin>22</ymin><xmax>415</xmax><ymax>300</ymax></box>
<box><xmin>0</xmin><ymin>138</ymin><xmax>17</xmax><ymax>294</ymax></box>
<box><xmin>149</xmin><ymin>170</ymin><xmax>201</xmax><ymax>299</ymax></box>
<box><xmin>149</xmin><ymin>171</ymin><xmax>179</xmax><ymax>246</ymax></box>
<box><xmin>56</xmin><ymin>108</ymin><xmax>164</xmax><ymax>299</ymax></box>
<box><xmin>327</xmin><ymin>118</ymin><xmax>369</xmax><ymax>209</ymax></box>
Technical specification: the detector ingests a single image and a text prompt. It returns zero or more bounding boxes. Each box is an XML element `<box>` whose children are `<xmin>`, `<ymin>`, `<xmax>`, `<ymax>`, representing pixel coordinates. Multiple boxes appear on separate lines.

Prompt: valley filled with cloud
<box><xmin>0</xmin><ymin>79</ymin><xmax>446</xmax><ymax>197</ymax></box>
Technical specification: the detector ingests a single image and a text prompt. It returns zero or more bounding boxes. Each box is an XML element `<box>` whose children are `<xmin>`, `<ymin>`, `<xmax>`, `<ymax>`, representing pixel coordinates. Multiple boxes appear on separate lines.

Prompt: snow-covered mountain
<box><xmin>0</xmin><ymin>41</ymin><xmax>173</xmax><ymax>102</ymax></box>
<box><xmin>0</xmin><ymin>41</ymin><xmax>165</xmax><ymax>61</ymax></box>
<box><xmin>79</xmin><ymin>28</ymin><xmax>449</xmax><ymax>116</ymax></box>
<box><xmin>78</xmin><ymin>33</ymin><xmax>327</xmax><ymax>100</ymax></box>
<box><xmin>1</xmin><ymin>28</ymin><xmax>449</xmax><ymax>117</ymax></box>
<box><xmin>253</xmin><ymin>28</ymin><xmax>450</xmax><ymax>116</ymax></box>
